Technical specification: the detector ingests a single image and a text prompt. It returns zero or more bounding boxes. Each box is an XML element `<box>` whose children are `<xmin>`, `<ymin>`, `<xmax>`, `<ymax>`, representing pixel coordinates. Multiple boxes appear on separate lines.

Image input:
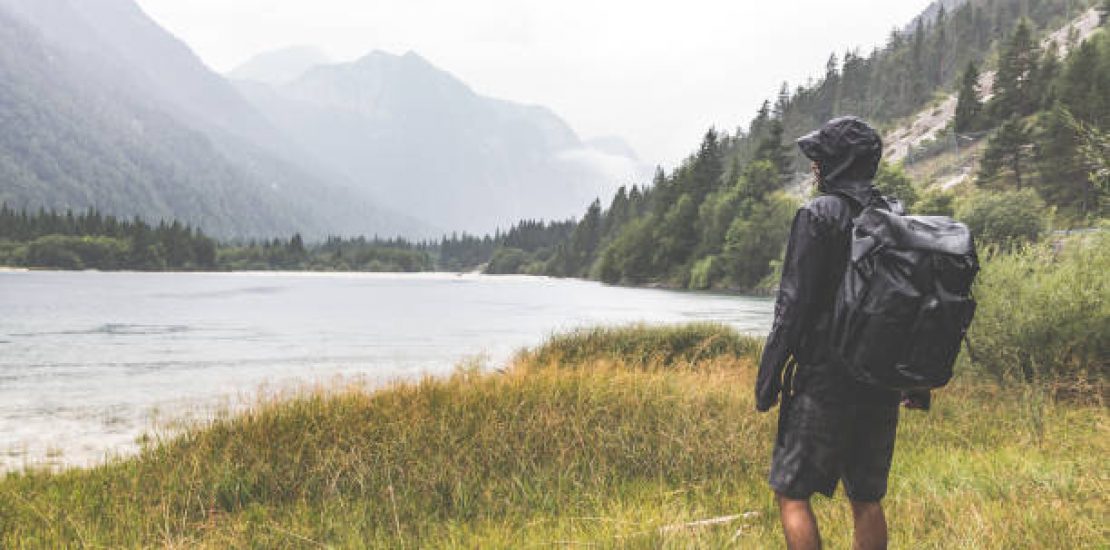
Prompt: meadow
<box><xmin>1</xmin><ymin>320</ymin><xmax>1105</xmax><ymax>548</ymax></box>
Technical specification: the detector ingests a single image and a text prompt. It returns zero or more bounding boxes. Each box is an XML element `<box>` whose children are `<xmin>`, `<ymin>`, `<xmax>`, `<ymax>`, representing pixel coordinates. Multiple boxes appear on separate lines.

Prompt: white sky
<box><xmin>135</xmin><ymin>0</ymin><xmax>934</xmax><ymax>167</ymax></box>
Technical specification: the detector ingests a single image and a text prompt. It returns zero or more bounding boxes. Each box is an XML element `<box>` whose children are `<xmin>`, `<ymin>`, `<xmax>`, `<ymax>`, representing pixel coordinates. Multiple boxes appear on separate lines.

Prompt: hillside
<box><xmin>484</xmin><ymin>0</ymin><xmax>1108</xmax><ymax>289</ymax></box>
<box><xmin>0</xmin><ymin>0</ymin><xmax>429</xmax><ymax>239</ymax></box>
<box><xmin>231</xmin><ymin>49</ymin><xmax>648</xmax><ymax>234</ymax></box>
<box><xmin>884</xmin><ymin>7</ymin><xmax>1103</xmax><ymax>166</ymax></box>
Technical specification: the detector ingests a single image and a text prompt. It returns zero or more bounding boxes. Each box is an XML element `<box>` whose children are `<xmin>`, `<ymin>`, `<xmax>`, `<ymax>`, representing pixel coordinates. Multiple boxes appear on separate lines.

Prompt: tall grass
<box><xmin>967</xmin><ymin>231</ymin><xmax>1109</xmax><ymax>398</ymax></box>
<box><xmin>517</xmin><ymin>322</ymin><xmax>761</xmax><ymax>369</ymax></box>
<box><xmin>1</xmin><ymin>324</ymin><xmax>1105</xmax><ymax>548</ymax></box>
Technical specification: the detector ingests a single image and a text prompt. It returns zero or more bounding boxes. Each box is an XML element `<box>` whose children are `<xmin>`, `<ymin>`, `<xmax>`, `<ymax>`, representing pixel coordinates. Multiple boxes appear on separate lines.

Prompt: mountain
<box><xmin>232</xmin><ymin>50</ymin><xmax>647</xmax><ymax>234</ymax></box>
<box><xmin>228</xmin><ymin>46</ymin><xmax>331</xmax><ymax>86</ymax></box>
<box><xmin>0</xmin><ymin>0</ymin><xmax>428</xmax><ymax>239</ymax></box>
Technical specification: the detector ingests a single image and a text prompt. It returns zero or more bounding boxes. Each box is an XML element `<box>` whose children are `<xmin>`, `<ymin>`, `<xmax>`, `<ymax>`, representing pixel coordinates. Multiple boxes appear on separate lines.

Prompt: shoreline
<box><xmin>0</xmin><ymin>266</ymin><xmax>775</xmax><ymax>298</ymax></box>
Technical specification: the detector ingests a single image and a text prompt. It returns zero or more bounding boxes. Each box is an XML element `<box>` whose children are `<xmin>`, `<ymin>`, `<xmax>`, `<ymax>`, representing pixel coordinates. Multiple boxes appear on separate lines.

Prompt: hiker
<box><xmin>755</xmin><ymin>116</ymin><xmax>929</xmax><ymax>550</ymax></box>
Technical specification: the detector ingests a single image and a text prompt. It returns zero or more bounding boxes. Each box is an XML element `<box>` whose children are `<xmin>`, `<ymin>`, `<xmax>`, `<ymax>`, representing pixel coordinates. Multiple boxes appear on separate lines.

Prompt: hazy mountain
<box><xmin>0</xmin><ymin>0</ymin><xmax>428</xmax><ymax>238</ymax></box>
<box><xmin>228</xmin><ymin>46</ymin><xmax>331</xmax><ymax>86</ymax></box>
<box><xmin>234</xmin><ymin>50</ymin><xmax>647</xmax><ymax>233</ymax></box>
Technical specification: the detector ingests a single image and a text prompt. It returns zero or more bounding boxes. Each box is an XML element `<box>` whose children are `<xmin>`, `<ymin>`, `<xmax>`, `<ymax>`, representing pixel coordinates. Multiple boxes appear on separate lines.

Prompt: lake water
<box><xmin>0</xmin><ymin>270</ymin><xmax>773</xmax><ymax>471</ymax></box>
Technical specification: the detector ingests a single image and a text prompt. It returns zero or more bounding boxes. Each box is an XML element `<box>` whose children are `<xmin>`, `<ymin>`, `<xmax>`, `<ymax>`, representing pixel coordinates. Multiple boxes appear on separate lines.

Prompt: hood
<box><xmin>797</xmin><ymin>116</ymin><xmax>883</xmax><ymax>203</ymax></box>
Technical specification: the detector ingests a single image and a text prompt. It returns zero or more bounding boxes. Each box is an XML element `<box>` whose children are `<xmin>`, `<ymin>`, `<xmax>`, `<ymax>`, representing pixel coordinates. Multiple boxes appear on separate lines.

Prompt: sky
<box><xmin>135</xmin><ymin>0</ymin><xmax>935</xmax><ymax>168</ymax></box>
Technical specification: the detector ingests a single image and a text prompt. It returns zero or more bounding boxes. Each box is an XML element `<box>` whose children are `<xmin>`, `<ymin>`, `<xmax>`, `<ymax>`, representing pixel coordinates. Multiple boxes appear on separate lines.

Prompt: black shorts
<box><xmin>768</xmin><ymin>361</ymin><xmax>900</xmax><ymax>502</ymax></box>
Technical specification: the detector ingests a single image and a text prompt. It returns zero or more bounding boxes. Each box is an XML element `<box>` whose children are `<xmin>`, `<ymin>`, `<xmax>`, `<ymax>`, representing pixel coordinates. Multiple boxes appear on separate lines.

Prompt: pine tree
<box><xmin>979</xmin><ymin>118</ymin><xmax>1034</xmax><ymax>189</ymax></box>
<box><xmin>1035</xmin><ymin>103</ymin><xmax>1091</xmax><ymax>211</ymax></box>
<box><xmin>954</xmin><ymin>61</ymin><xmax>983</xmax><ymax>133</ymax></box>
<box><xmin>753</xmin><ymin>119</ymin><xmax>793</xmax><ymax>183</ymax></box>
<box><xmin>774</xmin><ymin>83</ymin><xmax>791</xmax><ymax>120</ymax></box>
<box><xmin>992</xmin><ymin>19</ymin><xmax>1040</xmax><ymax>119</ymax></box>
<box><xmin>689</xmin><ymin>129</ymin><xmax>724</xmax><ymax>202</ymax></box>
<box><xmin>933</xmin><ymin>5</ymin><xmax>950</xmax><ymax>84</ymax></box>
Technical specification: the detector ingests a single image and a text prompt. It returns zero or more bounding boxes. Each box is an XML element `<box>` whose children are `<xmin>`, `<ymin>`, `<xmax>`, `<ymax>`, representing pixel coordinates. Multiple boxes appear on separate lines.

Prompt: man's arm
<box><xmin>755</xmin><ymin>207</ymin><xmax>830</xmax><ymax>412</ymax></box>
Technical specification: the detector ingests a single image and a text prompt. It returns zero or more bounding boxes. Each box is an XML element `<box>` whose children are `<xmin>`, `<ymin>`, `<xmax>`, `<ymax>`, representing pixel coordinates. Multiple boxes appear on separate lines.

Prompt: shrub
<box><xmin>485</xmin><ymin>247</ymin><xmax>528</xmax><ymax>274</ymax></box>
<box><xmin>687</xmin><ymin>255</ymin><xmax>722</xmax><ymax>290</ymax></box>
<box><xmin>967</xmin><ymin>231</ymin><xmax>1109</xmax><ymax>394</ymax></box>
<box><xmin>22</xmin><ymin>235</ymin><xmax>126</xmax><ymax>269</ymax></box>
<box><xmin>874</xmin><ymin>161</ymin><xmax>919</xmax><ymax>210</ymax></box>
<box><xmin>956</xmin><ymin>188</ymin><xmax>1045</xmax><ymax>248</ymax></box>
<box><xmin>914</xmin><ymin>188</ymin><xmax>957</xmax><ymax>216</ymax></box>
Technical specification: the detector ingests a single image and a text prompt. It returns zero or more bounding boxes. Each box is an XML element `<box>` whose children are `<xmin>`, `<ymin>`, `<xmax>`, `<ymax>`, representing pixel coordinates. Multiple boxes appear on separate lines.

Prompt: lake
<box><xmin>0</xmin><ymin>270</ymin><xmax>773</xmax><ymax>470</ymax></box>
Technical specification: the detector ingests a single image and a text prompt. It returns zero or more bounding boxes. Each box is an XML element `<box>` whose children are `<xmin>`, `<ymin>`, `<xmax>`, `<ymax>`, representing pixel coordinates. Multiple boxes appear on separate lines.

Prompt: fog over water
<box><xmin>0</xmin><ymin>271</ymin><xmax>773</xmax><ymax>471</ymax></box>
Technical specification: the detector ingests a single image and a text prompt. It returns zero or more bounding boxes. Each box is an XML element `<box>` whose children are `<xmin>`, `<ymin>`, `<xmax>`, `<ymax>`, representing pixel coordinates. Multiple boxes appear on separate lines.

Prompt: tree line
<box><xmin>0</xmin><ymin>206</ymin><xmax>569</xmax><ymax>273</ymax></box>
<box><xmin>0</xmin><ymin>205</ymin><xmax>216</xmax><ymax>270</ymax></box>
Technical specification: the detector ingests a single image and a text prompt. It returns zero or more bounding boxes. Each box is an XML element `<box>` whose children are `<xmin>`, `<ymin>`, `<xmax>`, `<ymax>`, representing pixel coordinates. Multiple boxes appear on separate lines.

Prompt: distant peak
<box><xmin>228</xmin><ymin>45</ymin><xmax>331</xmax><ymax>85</ymax></box>
<box><xmin>355</xmin><ymin>49</ymin><xmax>431</xmax><ymax>65</ymax></box>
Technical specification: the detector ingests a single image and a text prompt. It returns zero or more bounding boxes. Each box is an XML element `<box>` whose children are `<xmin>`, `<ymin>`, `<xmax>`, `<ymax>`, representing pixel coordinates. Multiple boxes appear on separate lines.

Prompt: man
<box><xmin>755</xmin><ymin>116</ymin><xmax>927</xmax><ymax>550</ymax></box>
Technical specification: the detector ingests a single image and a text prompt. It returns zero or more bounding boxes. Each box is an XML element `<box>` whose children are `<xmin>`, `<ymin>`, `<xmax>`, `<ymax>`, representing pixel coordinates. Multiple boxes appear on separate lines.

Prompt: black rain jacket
<box><xmin>755</xmin><ymin>116</ymin><xmax>889</xmax><ymax>412</ymax></box>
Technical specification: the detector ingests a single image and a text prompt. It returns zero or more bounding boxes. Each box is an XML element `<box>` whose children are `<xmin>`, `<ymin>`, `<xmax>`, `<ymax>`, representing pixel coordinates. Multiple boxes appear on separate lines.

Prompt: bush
<box><xmin>967</xmin><ymin>231</ymin><xmax>1109</xmax><ymax>393</ymax></box>
<box><xmin>485</xmin><ymin>247</ymin><xmax>528</xmax><ymax>274</ymax></box>
<box><xmin>915</xmin><ymin>188</ymin><xmax>957</xmax><ymax>216</ymax></box>
<box><xmin>874</xmin><ymin>161</ymin><xmax>919</xmax><ymax>210</ymax></box>
<box><xmin>23</xmin><ymin>235</ymin><xmax>128</xmax><ymax>269</ymax></box>
<box><xmin>956</xmin><ymin>188</ymin><xmax>1045</xmax><ymax>248</ymax></box>
<box><xmin>722</xmin><ymin>192</ymin><xmax>797</xmax><ymax>290</ymax></box>
<box><xmin>687</xmin><ymin>255</ymin><xmax>722</xmax><ymax>290</ymax></box>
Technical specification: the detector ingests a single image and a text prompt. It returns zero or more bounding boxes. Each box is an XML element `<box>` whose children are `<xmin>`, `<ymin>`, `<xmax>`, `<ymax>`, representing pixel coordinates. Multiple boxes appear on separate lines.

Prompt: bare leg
<box><xmin>849</xmin><ymin>500</ymin><xmax>887</xmax><ymax>550</ymax></box>
<box><xmin>776</xmin><ymin>493</ymin><xmax>821</xmax><ymax>550</ymax></box>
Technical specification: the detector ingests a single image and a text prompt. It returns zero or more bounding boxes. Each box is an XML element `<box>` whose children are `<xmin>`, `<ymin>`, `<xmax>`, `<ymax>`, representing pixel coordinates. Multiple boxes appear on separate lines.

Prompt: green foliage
<box><xmin>968</xmin><ymin>232</ymin><xmax>1109</xmax><ymax>389</ymax></box>
<box><xmin>593</xmin><ymin>217</ymin><xmax>656</xmax><ymax>284</ymax></box>
<box><xmin>654</xmin><ymin>194</ymin><xmax>699</xmax><ymax>270</ymax></box>
<box><xmin>954</xmin><ymin>61</ymin><xmax>984</xmax><ymax>133</ymax></box>
<box><xmin>0</xmin><ymin>205</ymin><xmax>217</xmax><ymax>270</ymax></box>
<box><xmin>915</xmin><ymin>188</ymin><xmax>958</xmax><ymax>217</ymax></box>
<box><xmin>546</xmin><ymin>201</ymin><xmax>603</xmax><ymax>277</ymax></box>
<box><xmin>721</xmin><ymin>192</ymin><xmax>798</xmax><ymax>290</ymax></box>
<box><xmin>485</xmin><ymin>247</ymin><xmax>529</xmax><ymax>275</ymax></box>
<box><xmin>979</xmin><ymin>117</ymin><xmax>1035</xmax><ymax>188</ymax></box>
<box><xmin>221</xmin><ymin>236</ymin><xmax>434</xmax><ymax>272</ymax></box>
<box><xmin>25</xmin><ymin>235</ymin><xmax>129</xmax><ymax>270</ymax></box>
<box><xmin>1067</xmin><ymin>110</ymin><xmax>1110</xmax><ymax>211</ymax></box>
<box><xmin>956</xmin><ymin>189</ymin><xmax>1046</xmax><ymax>247</ymax></box>
<box><xmin>1035</xmin><ymin>104</ymin><xmax>1103</xmax><ymax>215</ymax></box>
<box><xmin>991</xmin><ymin>20</ymin><xmax>1042</xmax><ymax>119</ymax></box>
<box><xmin>687</xmin><ymin>255</ymin><xmax>722</xmax><ymax>290</ymax></box>
<box><xmin>874</xmin><ymin>161</ymin><xmax>919</xmax><ymax>210</ymax></box>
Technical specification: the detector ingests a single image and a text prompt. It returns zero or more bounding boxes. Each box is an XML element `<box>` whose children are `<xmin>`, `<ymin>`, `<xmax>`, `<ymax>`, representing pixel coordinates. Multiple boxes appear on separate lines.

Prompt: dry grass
<box><xmin>1</xmin><ymin>324</ymin><xmax>1106</xmax><ymax>548</ymax></box>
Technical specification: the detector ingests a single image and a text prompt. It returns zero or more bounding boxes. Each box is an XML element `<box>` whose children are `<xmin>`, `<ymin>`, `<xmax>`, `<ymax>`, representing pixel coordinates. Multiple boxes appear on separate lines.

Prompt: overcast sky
<box><xmin>135</xmin><ymin>0</ymin><xmax>934</xmax><ymax>167</ymax></box>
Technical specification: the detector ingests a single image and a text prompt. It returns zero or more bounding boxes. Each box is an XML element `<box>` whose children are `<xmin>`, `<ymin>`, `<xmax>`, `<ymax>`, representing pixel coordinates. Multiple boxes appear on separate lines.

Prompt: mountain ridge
<box><xmin>233</xmin><ymin>47</ymin><xmax>646</xmax><ymax>233</ymax></box>
<box><xmin>0</xmin><ymin>0</ymin><xmax>434</xmax><ymax>238</ymax></box>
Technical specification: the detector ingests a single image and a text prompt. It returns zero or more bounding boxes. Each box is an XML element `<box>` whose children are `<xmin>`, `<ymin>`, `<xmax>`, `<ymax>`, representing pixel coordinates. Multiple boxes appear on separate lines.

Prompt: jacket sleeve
<box><xmin>755</xmin><ymin>207</ymin><xmax>831</xmax><ymax>411</ymax></box>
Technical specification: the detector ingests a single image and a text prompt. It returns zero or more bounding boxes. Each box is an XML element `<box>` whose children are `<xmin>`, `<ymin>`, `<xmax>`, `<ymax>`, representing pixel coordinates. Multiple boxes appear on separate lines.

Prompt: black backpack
<box><xmin>829</xmin><ymin>197</ymin><xmax>980</xmax><ymax>391</ymax></box>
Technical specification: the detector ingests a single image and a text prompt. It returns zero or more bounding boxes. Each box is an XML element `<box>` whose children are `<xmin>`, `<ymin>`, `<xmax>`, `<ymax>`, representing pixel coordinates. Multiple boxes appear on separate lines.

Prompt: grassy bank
<box><xmin>2</xmin><ymin>324</ymin><xmax>1106</xmax><ymax>548</ymax></box>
